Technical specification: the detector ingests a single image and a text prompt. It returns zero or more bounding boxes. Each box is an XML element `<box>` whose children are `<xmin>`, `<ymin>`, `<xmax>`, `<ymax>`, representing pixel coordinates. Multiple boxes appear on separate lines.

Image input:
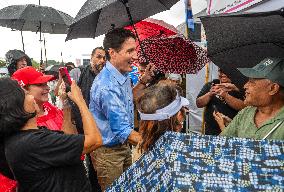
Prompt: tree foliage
<box><xmin>31</xmin><ymin>59</ymin><xmax>40</xmax><ymax>69</ymax></box>
<box><xmin>0</xmin><ymin>59</ymin><xmax>6</xmax><ymax>67</ymax></box>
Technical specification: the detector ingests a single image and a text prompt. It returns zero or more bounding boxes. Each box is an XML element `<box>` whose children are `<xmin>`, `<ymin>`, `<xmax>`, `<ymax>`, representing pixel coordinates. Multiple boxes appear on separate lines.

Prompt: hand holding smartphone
<box><xmin>212</xmin><ymin>104</ymin><xmax>218</xmax><ymax>113</ymax></box>
<box><xmin>59</xmin><ymin>67</ymin><xmax>72</xmax><ymax>92</ymax></box>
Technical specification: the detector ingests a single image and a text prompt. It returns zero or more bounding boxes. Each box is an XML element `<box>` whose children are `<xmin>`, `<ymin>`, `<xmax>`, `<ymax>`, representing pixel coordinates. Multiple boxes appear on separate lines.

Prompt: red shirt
<box><xmin>37</xmin><ymin>102</ymin><xmax>63</xmax><ymax>131</ymax></box>
<box><xmin>0</xmin><ymin>174</ymin><xmax>17</xmax><ymax>192</ymax></box>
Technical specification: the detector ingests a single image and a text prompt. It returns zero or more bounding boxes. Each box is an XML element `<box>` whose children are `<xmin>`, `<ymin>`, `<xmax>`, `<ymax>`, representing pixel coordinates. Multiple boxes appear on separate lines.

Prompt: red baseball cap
<box><xmin>12</xmin><ymin>66</ymin><xmax>55</xmax><ymax>87</ymax></box>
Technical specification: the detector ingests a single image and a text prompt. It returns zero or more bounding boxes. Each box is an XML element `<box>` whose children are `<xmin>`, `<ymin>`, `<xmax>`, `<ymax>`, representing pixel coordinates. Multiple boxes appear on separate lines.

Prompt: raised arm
<box><xmin>68</xmin><ymin>81</ymin><xmax>102</xmax><ymax>154</ymax></box>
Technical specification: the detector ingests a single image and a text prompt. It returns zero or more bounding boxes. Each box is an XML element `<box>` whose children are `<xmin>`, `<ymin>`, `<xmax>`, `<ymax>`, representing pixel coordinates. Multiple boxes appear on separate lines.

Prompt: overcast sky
<box><xmin>0</xmin><ymin>0</ymin><xmax>207</xmax><ymax>63</ymax></box>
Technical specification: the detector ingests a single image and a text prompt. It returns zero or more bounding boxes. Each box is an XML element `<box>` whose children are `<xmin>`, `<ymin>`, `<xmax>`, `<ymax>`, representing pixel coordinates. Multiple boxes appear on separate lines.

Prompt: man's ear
<box><xmin>269</xmin><ymin>83</ymin><xmax>280</xmax><ymax>96</ymax></box>
<box><xmin>108</xmin><ymin>48</ymin><xmax>116</xmax><ymax>60</ymax></box>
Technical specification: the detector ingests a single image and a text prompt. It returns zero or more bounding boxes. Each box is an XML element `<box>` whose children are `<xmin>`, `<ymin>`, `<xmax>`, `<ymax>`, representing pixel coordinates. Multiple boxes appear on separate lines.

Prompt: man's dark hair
<box><xmin>0</xmin><ymin>78</ymin><xmax>36</xmax><ymax>137</ymax></box>
<box><xmin>91</xmin><ymin>47</ymin><xmax>105</xmax><ymax>57</ymax></box>
<box><xmin>139</xmin><ymin>62</ymin><xmax>148</xmax><ymax>68</ymax></box>
<box><xmin>65</xmin><ymin>62</ymin><xmax>75</xmax><ymax>72</ymax></box>
<box><xmin>103</xmin><ymin>28</ymin><xmax>136</xmax><ymax>60</ymax></box>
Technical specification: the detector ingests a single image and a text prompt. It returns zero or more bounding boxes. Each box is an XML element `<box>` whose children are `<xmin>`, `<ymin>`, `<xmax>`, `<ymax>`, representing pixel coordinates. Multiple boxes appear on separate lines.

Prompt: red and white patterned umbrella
<box><xmin>138</xmin><ymin>36</ymin><xmax>210</xmax><ymax>74</ymax></box>
<box><xmin>124</xmin><ymin>18</ymin><xmax>180</xmax><ymax>41</ymax></box>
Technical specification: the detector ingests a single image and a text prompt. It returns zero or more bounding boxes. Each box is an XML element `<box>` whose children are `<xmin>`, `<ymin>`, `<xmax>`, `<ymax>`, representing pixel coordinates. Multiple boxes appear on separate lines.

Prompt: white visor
<box><xmin>139</xmin><ymin>95</ymin><xmax>189</xmax><ymax>121</ymax></box>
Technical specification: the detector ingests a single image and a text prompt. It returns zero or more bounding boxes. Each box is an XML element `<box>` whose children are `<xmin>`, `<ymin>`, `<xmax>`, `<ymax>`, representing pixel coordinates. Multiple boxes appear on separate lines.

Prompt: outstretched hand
<box><xmin>140</xmin><ymin>63</ymin><xmax>155</xmax><ymax>84</ymax></box>
<box><xmin>67</xmin><ymin>81</ymin><xmax>84</xmax><ymax>105</ymax></box>
<box><xmin>213</xmin><ymin>111</ymin><xmax>226</xmax><ymax>131</ymax></box>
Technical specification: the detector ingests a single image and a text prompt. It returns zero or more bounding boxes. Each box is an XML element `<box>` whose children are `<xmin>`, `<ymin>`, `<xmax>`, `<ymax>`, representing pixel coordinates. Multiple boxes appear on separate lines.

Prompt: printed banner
<box><xmin>207</xmin><ymin>0</ymin><xmax>264</xmax><ymax>15</ymax></box>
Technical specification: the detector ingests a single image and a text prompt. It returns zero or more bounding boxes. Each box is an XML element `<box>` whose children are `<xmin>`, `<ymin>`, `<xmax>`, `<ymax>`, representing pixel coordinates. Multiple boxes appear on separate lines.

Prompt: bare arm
<box><xmin>214</xmin><ymin>83</ymin><xmax>245</xmax><ymax>111</ymax></box>
<box><xmin>196</xmin><ymin>92</ymin><xmax>213</xmax><ymax>108</ymax></box>
<box><xmin>61</xmin><ymin>107</ymin><xmax>77</xmax><ymax>135</ymax></box>
<box><xmin>68</xmin><ymin>82</ymin><xmax>103</xmax><ymax>154</ymax></box>
<box><xmin>133</xmin><ymin>64</ymin><xmax>155</xmax><ymax>102</ymax></box>
<box><xmin>127</xmin><ymin>130</ymin><xmax>142</xmax><ymax>146</ymax></box>
<box><xmin>57</xmin><ymin>82</ymin><xmax>77</xmax><ymax>134</ymax></box>
<box><xmin>222</xmin><ymin>92</ymin><xmax>245</xmax><ymax>111</ymax></box>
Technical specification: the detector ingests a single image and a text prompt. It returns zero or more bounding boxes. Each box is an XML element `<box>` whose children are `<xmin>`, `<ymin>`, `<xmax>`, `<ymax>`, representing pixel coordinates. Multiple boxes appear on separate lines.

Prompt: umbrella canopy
<box><xmin>200</xmin><ymin>8</ymin><xmax>284</xmax><ymax>87</ymax></box>
<box><xmin>44</xmin><ymin>64</ymin><xmax>64</xmax><ymax>79</ymax></box>
<box><xmin>45</xmin><ymin>64</ymin><xmax>64</xmax><ymax>72</ymax></box>
<box><xmin>0</xmin><ymin>4</ymin><xmax>73</xmax><ymax>34</ymax></box>
<box><xmin>66</xmin><ymin>0</ymin><xmax>179</xmax><ymax>40</ymax></box>
<box><xmin>107</xmin><ymin>132</ymin><xmax>284</xmax><ymax>191</ymax></box>
<box><xmin>138</xmin><ymin>36</ymin><xmax>209</xmax><ymax>74</ymax></box>
<box><xmin>124</xmin><ymin>18</ymin><xmax>180</xmax><ymax>41</ymax></box>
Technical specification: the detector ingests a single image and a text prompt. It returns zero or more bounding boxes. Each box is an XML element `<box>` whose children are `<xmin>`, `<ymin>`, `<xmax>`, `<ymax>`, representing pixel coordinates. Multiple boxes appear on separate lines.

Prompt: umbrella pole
<box><xmin>39</xmin><ymin>21</ymin><xmax>44</xmax><ymax>70</ymax></box>
<box><xmin>20</xmin><ymin>30</ymin><xmax>25</xmax><ymax>53</ymax></box>
<box><xmin>121</xmin><ymin>0</ymin><xmax>149</xmax><ymax>63</ymax></box>
<box><xmin>44</xmin><ymin>35</ymin><xmax>48</xmax><ymax>66</ymax></box>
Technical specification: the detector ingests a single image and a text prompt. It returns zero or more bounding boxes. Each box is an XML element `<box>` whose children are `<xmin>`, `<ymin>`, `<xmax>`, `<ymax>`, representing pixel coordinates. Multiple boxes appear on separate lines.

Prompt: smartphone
<box><xmin>59</xmin><ymin>67</ymin><xmax>72</xmax><ymax>92</ymax></box>
<box><xmin>212</xmin><ymin>104</ymin><xmax>219</xmax><ymax>112</ymax></box>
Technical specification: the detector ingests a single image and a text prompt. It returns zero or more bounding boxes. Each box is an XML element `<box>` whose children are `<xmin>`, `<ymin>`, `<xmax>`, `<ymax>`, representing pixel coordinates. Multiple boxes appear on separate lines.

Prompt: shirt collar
<box><xmin>252</xmin><ymin>106</ymin><xmax>284</xmax><ymax>128</ymax></box>
<box><xmin>106</xmin><ymin>61</ymin><xmax>128</xmax><ymax>85</ymax></box>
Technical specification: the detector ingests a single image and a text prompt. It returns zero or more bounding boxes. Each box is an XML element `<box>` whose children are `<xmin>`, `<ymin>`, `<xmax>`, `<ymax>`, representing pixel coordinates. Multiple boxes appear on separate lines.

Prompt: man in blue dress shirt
<box><xmin>89</xmin><ymin>28</ymin><xmax>153</xmax><ymax>190</ymax></box>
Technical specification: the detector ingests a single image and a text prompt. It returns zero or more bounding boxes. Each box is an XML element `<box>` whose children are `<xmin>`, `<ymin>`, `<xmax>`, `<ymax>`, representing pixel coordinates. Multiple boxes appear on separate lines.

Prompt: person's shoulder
<box><xmin>6</xmin><ymin>128</ymin><xmax>50</xmax><ymax>146</ymax></box>
<box><xmin>70</xmin><ymin>67</ymin><xmax>81</xmax><ymax>74</ymax></box>
<box><xmin>93</xmin><ymin>68</ymin><xmax>112</xmax><ymax>86</ymax></box>
<box><xmin>236</xmin><ymin>106</ymin><xmax>256</xmax><ymax>117</ymax></box>
<box><xmin>28</xmin><ymin>127</ymin><xmax>74</xmax><ymax>144</ymax></box>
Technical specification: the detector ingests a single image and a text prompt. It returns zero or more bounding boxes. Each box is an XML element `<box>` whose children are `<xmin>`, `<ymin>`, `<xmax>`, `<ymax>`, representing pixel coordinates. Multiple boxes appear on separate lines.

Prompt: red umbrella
<box><xmin>124</xmin><ymin>18</ymin><xmax>180</xmax><ymax>41</ymax></box>
<box><xmin>138</xmin><ymin>36</ymin><xmax>210</xmax><ymax>74</ymax></box>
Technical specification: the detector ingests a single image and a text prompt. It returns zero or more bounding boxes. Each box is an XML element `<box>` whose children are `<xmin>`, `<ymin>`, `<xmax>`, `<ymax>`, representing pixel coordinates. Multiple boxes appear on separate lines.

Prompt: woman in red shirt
<box><xmin>12</xmin><ymin>66</ymin><xmax>66</xmax><ymax>131</ymax></box>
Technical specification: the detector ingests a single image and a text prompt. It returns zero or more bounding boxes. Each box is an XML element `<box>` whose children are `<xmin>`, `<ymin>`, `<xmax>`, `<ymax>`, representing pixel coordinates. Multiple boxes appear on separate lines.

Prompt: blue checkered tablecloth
<box><xmin>107</xmin><ymin>132</ymin><xmax>284</xmax><ymax>191</ymax></box>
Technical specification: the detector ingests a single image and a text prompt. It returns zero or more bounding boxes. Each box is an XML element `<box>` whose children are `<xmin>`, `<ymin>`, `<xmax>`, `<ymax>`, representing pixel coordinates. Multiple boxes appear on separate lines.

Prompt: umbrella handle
<box><xmin>121</xmin><ymin>0</ymin><xmax>149</xmax><ymax>64</ymax></box>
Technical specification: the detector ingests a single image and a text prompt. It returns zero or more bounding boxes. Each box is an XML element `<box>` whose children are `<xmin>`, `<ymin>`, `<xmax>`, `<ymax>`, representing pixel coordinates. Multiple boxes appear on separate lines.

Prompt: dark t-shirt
<box><xmin>4</xmin><ymin>127</ymin><xmax>91</xmax><ymax>192</ymax></box>
<box><xmin>197</xmin><ymin>80</ymin><xmax>243</xmax><ymax>135</ymax></box>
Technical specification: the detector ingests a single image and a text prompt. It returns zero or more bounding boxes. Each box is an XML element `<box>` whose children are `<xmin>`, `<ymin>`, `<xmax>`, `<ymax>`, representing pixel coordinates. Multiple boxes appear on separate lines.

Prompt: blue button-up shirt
<box><xmin>89</xmin><ymin>61</ymin><xmax>134</xmax><ymax>146</ymax></box>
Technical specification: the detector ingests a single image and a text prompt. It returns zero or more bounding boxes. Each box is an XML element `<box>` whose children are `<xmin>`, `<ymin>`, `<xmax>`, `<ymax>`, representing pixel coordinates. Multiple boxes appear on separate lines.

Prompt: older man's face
<box><xmin>91</xmin><ymin>49</ymin><xmax>106</xmax><ymax>72</ymax></box>
<box><xmin>243</xmin><ymin>78</ymin><xmax>273</xmax><ymax>106</ymax></box>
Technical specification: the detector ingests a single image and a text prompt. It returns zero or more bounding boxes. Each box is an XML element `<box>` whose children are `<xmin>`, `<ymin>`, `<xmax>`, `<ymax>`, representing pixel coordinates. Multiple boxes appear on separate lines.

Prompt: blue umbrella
<box><xmin>107</xmin><ymin>132</ymin><xmax>284</xmax><ymax>191</ymax></box>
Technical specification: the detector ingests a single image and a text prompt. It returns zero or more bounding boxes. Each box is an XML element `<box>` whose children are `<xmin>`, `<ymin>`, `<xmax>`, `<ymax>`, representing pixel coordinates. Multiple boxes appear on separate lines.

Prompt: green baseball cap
<box><xmin>238</xmin><ymin>57</ymin><xmax>284</xmax><ymax>87</ymax></box>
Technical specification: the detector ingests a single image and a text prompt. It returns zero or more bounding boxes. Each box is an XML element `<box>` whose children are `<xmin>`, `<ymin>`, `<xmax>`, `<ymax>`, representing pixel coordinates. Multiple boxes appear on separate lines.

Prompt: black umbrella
<box><xmin>44</xmin><ymin>64</ymin><xmax>64</xmax><ymax>72</ymax></box>
<box><xmin>66</xmin><ymin>0</ymin><xmax>179</xmax><ymax>41</ymax></box>
<box><xmin>44</xmin><ymin>64</ymin><xmax>64</xmax><ymax>79</ymax></box>
<box><xmin>0</xmin><ymin>4</ymin><xmax>73</xmax><ymax>64</ymax></box>
<box><xmin>0</xmin><ymin>4</ymin><xmax>73</xmax><ymax>34</ymax></box>
<box><xmin>200</xmin><ymin>8</ymin><xmax>284</xmax><ymax>88</ymax></box>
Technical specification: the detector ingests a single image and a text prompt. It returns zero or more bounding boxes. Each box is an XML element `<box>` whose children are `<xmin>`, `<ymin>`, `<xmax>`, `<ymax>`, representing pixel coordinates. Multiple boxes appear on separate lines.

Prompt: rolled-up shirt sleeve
<box><xmin>100</xmin><ymin>88</ymin><xmax>133</xmax><ymax>143</ymax></box>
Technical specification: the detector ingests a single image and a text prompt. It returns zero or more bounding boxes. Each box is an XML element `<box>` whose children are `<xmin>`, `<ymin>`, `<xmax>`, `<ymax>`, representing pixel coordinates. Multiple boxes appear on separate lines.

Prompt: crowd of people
<box><xmin>0</xmin><ymin>27</ymin><xmax>284</xmax><ymax>191</ymax></box>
